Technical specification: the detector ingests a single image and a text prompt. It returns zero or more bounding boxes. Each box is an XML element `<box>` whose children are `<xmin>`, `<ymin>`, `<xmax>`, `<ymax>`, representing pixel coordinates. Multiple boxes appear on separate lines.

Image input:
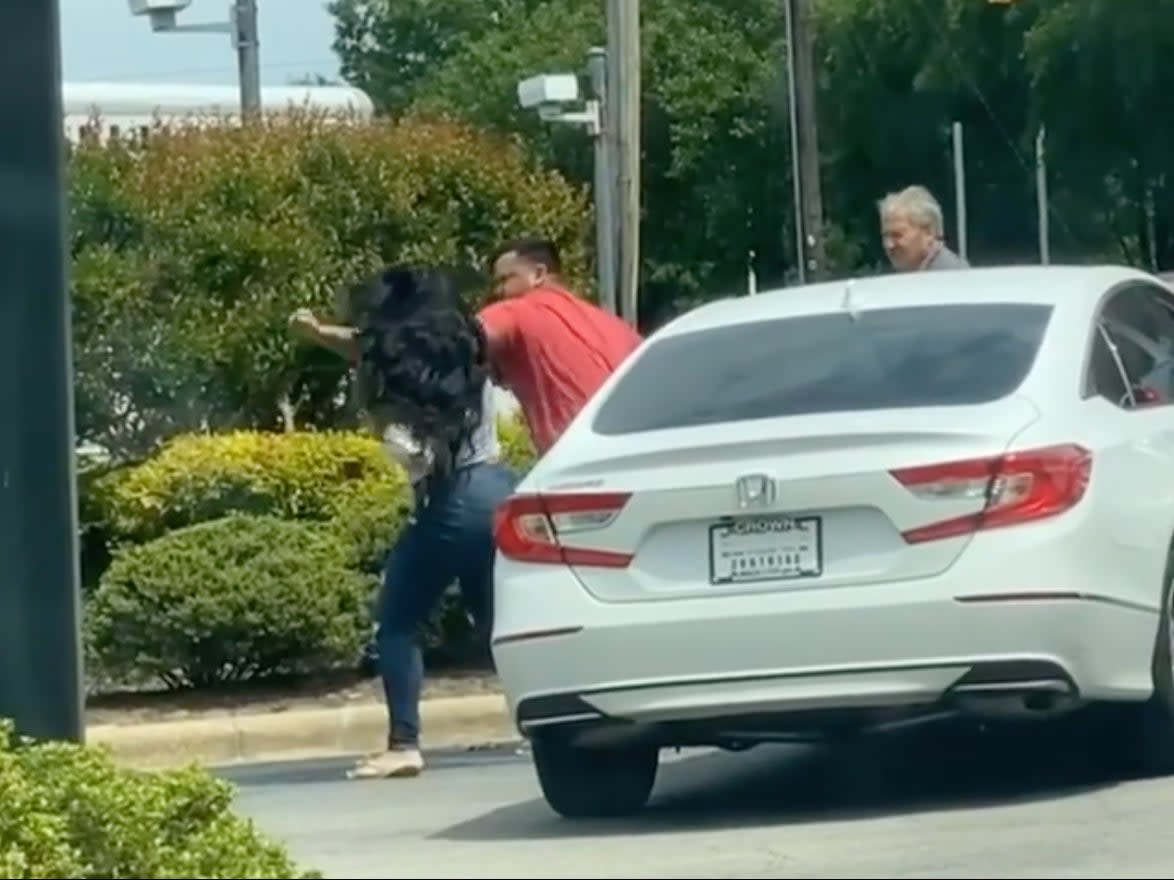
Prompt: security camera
<box><xmin>516</xmin><ymin>74</ymin><xmax>580</xmax><ymax>111</ymax></box>
<box><xmin>127</xmin><ymin>0</ymin><xmax>192</xmax><ymax>13</ymax></box>
<box><xmin>126</xmin><ymin>0</ymin><xmax>192</xmax><ymax>30</ymax></box>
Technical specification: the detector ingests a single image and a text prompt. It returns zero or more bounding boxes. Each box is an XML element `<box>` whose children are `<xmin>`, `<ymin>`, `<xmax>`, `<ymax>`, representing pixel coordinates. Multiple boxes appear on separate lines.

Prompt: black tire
<box><xmin>530</xmin><ymin>734</ymin><xmax>659</xmax><ymax>819</ymax></box>
<box><xmin>1109</xmin><ymin>545</ymin><xmax>1174</xmax><ymax>777</ymax></box>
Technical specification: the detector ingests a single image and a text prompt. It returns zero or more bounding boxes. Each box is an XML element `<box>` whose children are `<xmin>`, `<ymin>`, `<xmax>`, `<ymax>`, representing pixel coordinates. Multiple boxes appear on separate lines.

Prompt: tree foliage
<box><xmin>1023</xmin><ymin>0</ymin><xmax>1174</xmax><ymax>265</ymax></box>
<box><xmin>329</xmin><ymin>0</ymin><xmax>1173</xmax><ymax>317</ymax></box>
<box><xmin>332</xmin><ymin>0</ymin><xmax>803</xmax><ymax>323</ymax></box>
<box><xmin>329</xmin><ymin>0</ymin><xmax>548</xmax><ymax>115</ymax></box>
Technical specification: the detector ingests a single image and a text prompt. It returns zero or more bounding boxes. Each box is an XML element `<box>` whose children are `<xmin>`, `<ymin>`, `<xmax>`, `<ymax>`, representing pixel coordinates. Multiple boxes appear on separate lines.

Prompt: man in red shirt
<box><xmin>479</xmin><ymin>238</ymin><xmax>643</xmax><ymax>454</ymax></box>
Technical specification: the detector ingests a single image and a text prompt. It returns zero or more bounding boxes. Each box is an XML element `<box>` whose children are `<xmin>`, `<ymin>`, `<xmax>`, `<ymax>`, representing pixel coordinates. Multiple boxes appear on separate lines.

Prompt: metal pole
<box><xmin>1035</xmin><ymin>126</ymin><xmax>1050</xmax><ymax>265</ymax></box>
<box><xmin>0</xmin><ymin>0</ymin><xmax>85</xmax><ymax>743</ymax></box>
<box><xmin>952</xmin><ymin>121</ymin><xmax>968</xmax><ymax>262</ymax></box>
<box><xmin>607</xmin><ymin>0</ymin><xmax>640</xmax><ymax>327</ymax></box>
<box><xmin>784</xmin><ymin>0</ymin><xmax>825</xmax><ymax>283</ymax></box>
<box><xmin>587</xmin><ymin>48</ymin><xmax>617</xmax><ymax>316</ymax></box>
<box><xmin>232</xmin><ymin>0</ymin><xmax>262</xmax><ymax>117</ymax></box>
<box><xmin>782</xmin><ymin>0</ymin><xmax>807</xmax><ymax>284</ymax></box>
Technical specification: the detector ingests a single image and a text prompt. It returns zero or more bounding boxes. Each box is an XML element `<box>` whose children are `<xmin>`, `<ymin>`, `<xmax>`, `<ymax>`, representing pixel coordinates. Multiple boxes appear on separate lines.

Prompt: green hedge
<box><xmin>83</xmin><ymin>417</ymin><xmax>538</xmax><ymax>690</ymax></box>
<box><xmin>92</xmin><ymin>428</ymin><xmax>410</xmax><ymax>549</ymax></box>
<box><xmin>86</xmin><ymin>515</ymin><xmax>373</xmax><ymax>689</ymax></box>
<box><xmin>90</xmin><ymin>414</ymin><xmax>535</xmax><ymax>570</ymax></box>
<box><xmin>0</xmin><ymin>719</ymin><xmax>317</xmax><ymax>877</ymax></box>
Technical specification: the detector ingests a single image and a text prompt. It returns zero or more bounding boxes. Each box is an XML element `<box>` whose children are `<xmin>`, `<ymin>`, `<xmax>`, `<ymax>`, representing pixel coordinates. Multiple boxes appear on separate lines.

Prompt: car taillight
<box><xmin>890</xmin><ymin>443</ymin><xmax>1092</xmax><ymax>544</ymax></box>
<box><xmin>493</xmin><ymin>492</ymin><xmax>633</xmax><ymax>567</ymax></box>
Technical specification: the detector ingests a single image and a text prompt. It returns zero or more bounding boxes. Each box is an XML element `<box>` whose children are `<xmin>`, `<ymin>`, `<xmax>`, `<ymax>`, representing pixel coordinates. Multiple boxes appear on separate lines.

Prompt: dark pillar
<box><xmin>0</xmin><ymin>0</ymin><xmax>86</xmax><ymax>744</ymax></box>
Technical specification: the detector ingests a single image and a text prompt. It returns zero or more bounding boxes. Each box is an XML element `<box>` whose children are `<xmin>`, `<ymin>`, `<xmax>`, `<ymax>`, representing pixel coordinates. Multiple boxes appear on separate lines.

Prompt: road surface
<box><xmin>223</xmin><ymin>719</ymin><xmax>1174</xmax><ymax>878</ymax></box>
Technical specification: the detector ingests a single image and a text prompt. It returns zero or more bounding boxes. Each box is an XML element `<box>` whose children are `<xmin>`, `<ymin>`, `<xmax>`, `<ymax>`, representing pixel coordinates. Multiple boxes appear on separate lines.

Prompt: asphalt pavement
<box><xmin>221</xmin><ymin>719</ymin><xmax>1174</xmax><ymax>878</ymax></box>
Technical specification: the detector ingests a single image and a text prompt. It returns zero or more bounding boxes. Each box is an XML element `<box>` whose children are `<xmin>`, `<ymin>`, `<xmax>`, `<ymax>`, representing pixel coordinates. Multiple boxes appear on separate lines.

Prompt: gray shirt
<box><xmin>455</xmin><ymin>381</ymin><xmax>500</xmax><ymax>469</ymax></box>
<box><xmin>923</xmin><ymin>244</ymin><xmax>969</xmax><ymax>271</ymax></box>
<box><xmin>379</xmin><ymin>381</ymin><xmax>499</xmax><ymax>485</ymax></box>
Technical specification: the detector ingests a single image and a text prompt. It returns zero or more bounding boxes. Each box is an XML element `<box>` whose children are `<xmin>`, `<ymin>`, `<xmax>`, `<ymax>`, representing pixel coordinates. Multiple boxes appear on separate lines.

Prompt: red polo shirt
<box><xmin>478</xmin><ymin>286</ymin><xmax>642</xmax><ymax>454</ymax></box>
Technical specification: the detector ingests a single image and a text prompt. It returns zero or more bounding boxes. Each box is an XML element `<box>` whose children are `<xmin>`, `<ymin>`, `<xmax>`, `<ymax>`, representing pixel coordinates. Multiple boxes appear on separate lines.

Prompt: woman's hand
<box><xmin>288</xmin><ymin>308</ymin><xmax>322</xmax><ymax>343</ymax></box>
<box><xmin>289</xmin><ymin>309</ymin><xmax>359</xmax><ymax>362</ymax></box>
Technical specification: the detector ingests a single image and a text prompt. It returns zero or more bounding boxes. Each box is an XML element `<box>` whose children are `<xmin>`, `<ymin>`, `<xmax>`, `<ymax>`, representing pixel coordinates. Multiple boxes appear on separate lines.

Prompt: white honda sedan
<box><xmin>490</xmin><ymin>264</ymin><xmax>1174</xmax><ymax>819</ymax></box>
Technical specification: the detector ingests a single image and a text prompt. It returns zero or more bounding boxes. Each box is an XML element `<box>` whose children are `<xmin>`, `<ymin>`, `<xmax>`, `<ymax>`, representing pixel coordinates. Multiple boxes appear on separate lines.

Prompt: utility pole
<box><xmin>607</xmin><ymin>0</ymin><xmax>641</xmax><ymax>327</ymax></box>
<box><xmin>587</xmin><ymin>48</ymin><xmax>618</xmax><ymax>316</ymax></box>
<box><xmin>129</xmin><ymin>0</ymin><xmax>262</xmax><ymax>119</ymax></box>
<box><xmin>952</xmin><ymin>121</ymin><xmax>969</xmax><ymax>262</ymax></box>
<box><xmin>1035</xmin><ymin>126</ymin><xmax>1050</xmax><ymax>265</ymax></box>
<box><xmin>234</xmin><ymin>0</ymin><xmax>262</xmax><ymax>117</ymax></box>
<box><xmin>0</xmin><ymin>0</ymin><xmax>86</xmax><ymax>743</ymax></box>
<box><xmin>783</xmin><ymin>0</ymin><xmax>826</xmax><ymax>284</ymax></box>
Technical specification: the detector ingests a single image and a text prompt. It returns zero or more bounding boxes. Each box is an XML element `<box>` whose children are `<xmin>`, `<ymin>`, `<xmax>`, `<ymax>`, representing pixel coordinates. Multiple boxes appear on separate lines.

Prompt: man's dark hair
<box><xmin>489</xmin><ymin>237</ymin><xmax>563</xmax><ymax>276</ymax></box>
<box><xmin>340</xmin><ymin>264</ymin><xmax>489</xmax><ymax>485</ymax></box>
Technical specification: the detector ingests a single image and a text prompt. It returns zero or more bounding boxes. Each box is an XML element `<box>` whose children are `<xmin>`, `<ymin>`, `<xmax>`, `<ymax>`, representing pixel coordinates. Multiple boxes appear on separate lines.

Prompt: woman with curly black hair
<box><xmin>290</xmin><ymin>264</ymin><xmax>518</xmax><ymax>780</ymax></box>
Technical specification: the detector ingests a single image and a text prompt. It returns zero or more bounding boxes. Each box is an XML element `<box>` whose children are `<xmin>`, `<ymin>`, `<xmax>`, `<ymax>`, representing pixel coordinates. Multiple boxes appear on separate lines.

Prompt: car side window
<box><xmin>1088</xmin><ymin>325</ymin><xmax>1130</xmax><ymax>406</ymax></box>
<box><xmin>1094</xmin><ymin>283</ymin><xmax>1174</xmax><ymax>409</ymax></box>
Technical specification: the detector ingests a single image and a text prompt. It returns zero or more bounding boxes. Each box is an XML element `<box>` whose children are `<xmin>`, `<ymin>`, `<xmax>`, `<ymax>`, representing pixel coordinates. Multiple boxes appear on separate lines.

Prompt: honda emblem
<box><xmin>735</xmin><ymin>473</ymin><xmax>776</xmax><ymax>509</ymax></box>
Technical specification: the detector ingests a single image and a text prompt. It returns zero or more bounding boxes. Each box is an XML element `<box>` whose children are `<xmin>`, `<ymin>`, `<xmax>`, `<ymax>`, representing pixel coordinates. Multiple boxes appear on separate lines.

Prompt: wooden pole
<box><xmin>783</xmin><ymin>0</ymin><xmax>826</xmax><ymax>282</ymax></box>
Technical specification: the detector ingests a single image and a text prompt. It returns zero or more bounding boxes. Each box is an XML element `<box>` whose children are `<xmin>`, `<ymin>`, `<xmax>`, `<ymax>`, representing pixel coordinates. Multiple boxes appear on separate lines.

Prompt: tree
<box><xmin>332</xmin><ymin>0</ymin><xmax>814</xmax><ymax>322</ymax></box>
<box><xmin>329</xmin><ymin>0</ymin><xmax>547</xmax><ymax>115</ymax></box>
<box><xmin>1024</xmin><ymin>0</ymin><xmax>1174</xmax><ymax>267</ymax></box>
<box><xmin>815</xmin><ymin>0</ymin><xmax>1130</xmax><ymax>266</ymax></box>
<box><xmin>328</xmin><ymin>0</ymin><xmax>1166</xmax><ymax>305</ymax></box>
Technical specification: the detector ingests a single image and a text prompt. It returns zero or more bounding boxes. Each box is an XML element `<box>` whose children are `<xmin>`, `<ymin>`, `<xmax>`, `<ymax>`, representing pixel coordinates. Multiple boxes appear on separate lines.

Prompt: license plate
<box><xmin>708</xmin><ymin>514</ymin><xmax>822</xmax><ymax>585</ymax></box>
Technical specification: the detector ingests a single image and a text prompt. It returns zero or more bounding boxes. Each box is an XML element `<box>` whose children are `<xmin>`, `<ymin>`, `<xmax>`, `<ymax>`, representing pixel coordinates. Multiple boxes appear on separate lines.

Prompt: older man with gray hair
<box><xmin>878</xmin><ymin>185</ymin><xmax>969</xmax><ymax>272</ymax></box>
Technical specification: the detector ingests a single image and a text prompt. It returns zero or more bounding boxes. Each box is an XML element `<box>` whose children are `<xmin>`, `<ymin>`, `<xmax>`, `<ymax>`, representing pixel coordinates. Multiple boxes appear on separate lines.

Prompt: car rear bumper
<box><xmin>491</xmin><ymin>574</ymin><xmax>1159</xmax><ymax>741</ymax></box>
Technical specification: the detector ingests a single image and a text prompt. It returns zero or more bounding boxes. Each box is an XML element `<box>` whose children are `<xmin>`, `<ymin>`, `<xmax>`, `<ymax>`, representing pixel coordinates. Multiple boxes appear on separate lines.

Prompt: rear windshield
<box><xmin>592</xmin><ymin>302</ymin><xmax>1053</xmax><ymax>435</ymax></box>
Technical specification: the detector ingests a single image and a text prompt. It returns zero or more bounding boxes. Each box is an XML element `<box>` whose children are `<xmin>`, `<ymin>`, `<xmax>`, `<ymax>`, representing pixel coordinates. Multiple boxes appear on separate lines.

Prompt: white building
<box><xmin>62</xmin><ymin>80</ymin><xmax>376</xmax><ymax>144</ymax></box>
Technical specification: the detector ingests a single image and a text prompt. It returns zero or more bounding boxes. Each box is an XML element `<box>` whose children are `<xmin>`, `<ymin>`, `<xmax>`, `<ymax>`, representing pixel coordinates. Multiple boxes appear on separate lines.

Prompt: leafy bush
<box><xmin>92</xmin><ymin>417</ymin><xmax>537</xmax><ymax>560</ymax></box>
<box><xmin>83</xmin><ymin>418</ymin><xmax>537</xmax><ymax>688</ymax></box>
<box><xmin>69</xmin><ymin>110</ymin><xmax>592</xmax><ymax>464</ymax></box>
<box><xmin>498</xmin><ymin>410</ymin><xmax>538</xmax><ymax>475</ymax></box>
<box><xmin>0</xmin><ymin>719</ymin><xmax>319</xmax><ymax>878</ymax></box>
<box><xmin>92</xmin><ymin>430</ymin><xmax>407</xmax><ymax>545</ymax></box>
<box><xmin>86</xmin><ymin>515</ymin><xmax>372</xmax><ymax>689</ymax></box>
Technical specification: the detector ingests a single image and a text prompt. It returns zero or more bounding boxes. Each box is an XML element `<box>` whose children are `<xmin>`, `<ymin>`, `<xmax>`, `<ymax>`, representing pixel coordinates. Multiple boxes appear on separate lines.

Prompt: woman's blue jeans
<box><xmin>375</xmin><ymin>461</ymin><xmax>518</xmax><ymax>748</ymax></box>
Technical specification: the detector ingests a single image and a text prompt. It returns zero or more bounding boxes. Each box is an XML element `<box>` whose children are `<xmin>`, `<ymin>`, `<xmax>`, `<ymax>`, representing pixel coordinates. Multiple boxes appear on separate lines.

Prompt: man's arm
<box><xmin>477</xmin><ymin>300</ymin><xmax>520</xmax><ymax>366</ymax></box>
<box><xmin>476</xmin><ymin>302</ymin><xmax>520</xmax><ymax>387</ymax></box>
<box><xmin>289</xmin><ymin>308</ymin><xmax>359</xmax><ymax>363</ymax></box>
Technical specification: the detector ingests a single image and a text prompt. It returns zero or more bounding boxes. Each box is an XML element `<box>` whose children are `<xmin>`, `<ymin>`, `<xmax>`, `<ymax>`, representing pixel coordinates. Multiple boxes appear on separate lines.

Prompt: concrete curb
<box><xmin>86</xmin><ymin>693</ymin><xmax>516</xmax><ymax>770</ymax></box>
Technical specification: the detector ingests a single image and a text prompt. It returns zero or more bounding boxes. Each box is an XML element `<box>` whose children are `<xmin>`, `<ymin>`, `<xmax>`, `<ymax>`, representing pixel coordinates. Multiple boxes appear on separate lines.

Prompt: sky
<box><xmin>59</xmin><ymin>0</ymin><xmax>341</xmax><ymax>86</ymax></box>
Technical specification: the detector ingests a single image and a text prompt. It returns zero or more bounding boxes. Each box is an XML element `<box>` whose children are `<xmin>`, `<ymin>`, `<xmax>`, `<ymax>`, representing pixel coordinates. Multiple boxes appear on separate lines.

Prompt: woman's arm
<box><xmin>289</xmin><ymin>308</ymin><xmax>359</xmax><ymax>362</ymax></box>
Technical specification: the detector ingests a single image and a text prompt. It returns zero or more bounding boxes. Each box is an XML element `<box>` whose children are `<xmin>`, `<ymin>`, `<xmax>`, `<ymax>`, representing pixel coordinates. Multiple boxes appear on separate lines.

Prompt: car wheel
<box><xmin>1110</xmin><ymin>545</ymin><xmax>1174</xmax><ymax>777</ymax></box>
<box><xmin>530</xmin><ymin>733</ymin><xmax>659</xmax><ymax>819</ymax></box>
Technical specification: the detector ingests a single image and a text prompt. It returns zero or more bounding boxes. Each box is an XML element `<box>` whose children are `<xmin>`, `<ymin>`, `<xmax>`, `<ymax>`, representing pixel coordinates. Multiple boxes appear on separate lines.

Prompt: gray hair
<box><xmin>878</xmin><ymin>185</ymin><xmax>944</xmax><ymax>238</ymax></box>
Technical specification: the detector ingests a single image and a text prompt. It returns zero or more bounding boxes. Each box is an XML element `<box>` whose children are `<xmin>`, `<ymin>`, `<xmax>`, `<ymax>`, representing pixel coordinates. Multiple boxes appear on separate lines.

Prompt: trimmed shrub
<box><xmin>92</xmin><ymin>430</ymin><xmax>408</xmax><ymax>545</ymax></box>
<box><xmin>0</xmin><ymin>719</ymin><xmax>319</xmax><ymax>878</ymax></box>
<box><xmin>83</xmin><ymin>418</ymin><xmax>538</xmax><ymax>687</ymax></box>
<box><xmin>91</xmin><ymin>416</ymin><xmax>537</xmax><ymax>563</ymax></box>
<box><xmin>86</xmin><ymin>515</ymin><xmax>372</xmax><ymax>689</ymax></box>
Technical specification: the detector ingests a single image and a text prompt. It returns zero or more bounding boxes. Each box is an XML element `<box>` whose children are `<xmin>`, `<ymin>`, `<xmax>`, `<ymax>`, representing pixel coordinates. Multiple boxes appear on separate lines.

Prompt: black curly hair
<box><xmin>340</xmin><ymin>264</ymin><xmax>490</xmax><ymax>486</ymax></box>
